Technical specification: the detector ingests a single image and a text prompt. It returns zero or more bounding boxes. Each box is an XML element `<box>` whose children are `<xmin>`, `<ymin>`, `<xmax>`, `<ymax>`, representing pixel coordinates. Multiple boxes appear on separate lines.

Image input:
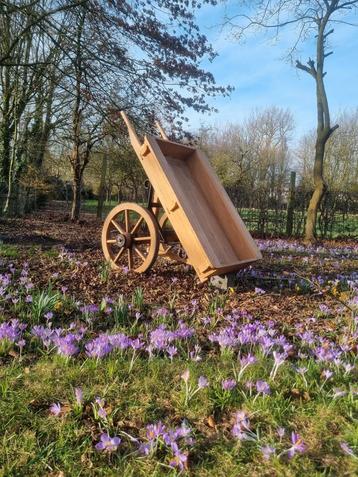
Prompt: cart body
<box><xmin>101</xmin><ymin>113</ymin><xmax>262</xmax><ymax>282</ymax></box>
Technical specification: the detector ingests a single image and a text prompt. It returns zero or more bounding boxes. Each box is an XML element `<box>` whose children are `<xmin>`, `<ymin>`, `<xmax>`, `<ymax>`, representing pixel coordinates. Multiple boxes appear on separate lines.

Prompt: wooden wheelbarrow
<box><xmin>101</xmin><ymin>112</ymin><xmax>262</xmax><ymax>282</ymax></box>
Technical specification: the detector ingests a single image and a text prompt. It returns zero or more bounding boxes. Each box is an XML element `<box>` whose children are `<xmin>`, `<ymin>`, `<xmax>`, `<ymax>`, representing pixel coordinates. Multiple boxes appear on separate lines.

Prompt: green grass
<box><xmin>1</xmin><ymin>347</ymin><xmax>357</xmax><ymax>476</ymax></box>
<box><xmin>82</xmin><ymin>199</ymin><xmax>119</xmax><ymax>216</ymax></box>
<box><xmin>0</xmin><ymin>243</ymin><xmax>19</xmax><ymax>258</ymax></box>
<box><xmin>238</xmin><ymin>208</ymin><xmax>358</xmax><ymax>238</ymax></box>
<box><xmin>0</xmin><ymin>247</ymin><xmax>357</xmax><ymax>476</ymax></box>
<box><xmin>82</xmin><ymin>199</ymin><xmax>358</xmax><ymax>238</ymax></box>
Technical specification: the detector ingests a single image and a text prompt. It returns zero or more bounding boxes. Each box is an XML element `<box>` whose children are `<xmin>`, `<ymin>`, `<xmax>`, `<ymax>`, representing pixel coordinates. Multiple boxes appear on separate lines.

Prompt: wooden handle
<box><xmin>120</xmin><ymin>111</ymin><xmax>142</xmax><ymax>157</ymax></box>
<box><xmin>155</xmin><ymin>120</ymin><xmax>169</xmax><ymax>140</ymax></box>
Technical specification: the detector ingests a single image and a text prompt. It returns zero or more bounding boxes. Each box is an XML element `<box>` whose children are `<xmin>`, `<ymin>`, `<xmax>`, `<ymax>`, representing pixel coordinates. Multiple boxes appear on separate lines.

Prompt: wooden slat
<box><xmin>120</xmin><ymin>115</ymin><xmax>261</xmax><ymax>281</ymax></box>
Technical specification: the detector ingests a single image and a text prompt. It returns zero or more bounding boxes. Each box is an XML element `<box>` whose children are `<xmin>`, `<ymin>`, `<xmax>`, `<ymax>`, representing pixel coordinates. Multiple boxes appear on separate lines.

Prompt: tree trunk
<box><xmin>97</xmin><ymin>153</ymin><xmax>107</xmax><ymax>218</ymax></box>
<box><xmin>305</xmin><ymin>139</ymin><xmax>327</xmax><ymax>241</ymax></box>
<box><xmin>298</xmin><ymin>14</ymin><xmax>338</xmax><ymax>242</ymax></box>
<box><xmin>71</xmin><ymin>172</ymin><xmax>82</xmax><ymax>221</ymax></box>
<box><xmin>0</xmin><ymin>68</ymin><xmax>12</xmax><ymax>191</ymax></box>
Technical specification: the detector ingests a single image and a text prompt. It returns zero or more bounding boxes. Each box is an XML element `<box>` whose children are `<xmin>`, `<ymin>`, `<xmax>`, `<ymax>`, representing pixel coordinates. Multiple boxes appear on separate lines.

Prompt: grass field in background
<box><xmin>81</xmin><ymin>199</ymin><xmax>358</xmax><ymax>238</ymax></box>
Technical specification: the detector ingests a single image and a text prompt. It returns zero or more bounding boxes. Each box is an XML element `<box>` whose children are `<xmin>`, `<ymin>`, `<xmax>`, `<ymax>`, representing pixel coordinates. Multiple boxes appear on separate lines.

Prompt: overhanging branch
<box><xmin>296</xmin><ymin>59</ymin><xmax>317</xmax><ymax>77</ymax></box>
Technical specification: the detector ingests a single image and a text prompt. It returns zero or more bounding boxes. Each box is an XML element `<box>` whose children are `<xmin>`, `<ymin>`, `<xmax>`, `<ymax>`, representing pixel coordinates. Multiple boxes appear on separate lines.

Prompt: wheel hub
<box><xmin>116</xmin><ymin>232</ymin><xmax>132</xmax><ymax>248</ymax></box>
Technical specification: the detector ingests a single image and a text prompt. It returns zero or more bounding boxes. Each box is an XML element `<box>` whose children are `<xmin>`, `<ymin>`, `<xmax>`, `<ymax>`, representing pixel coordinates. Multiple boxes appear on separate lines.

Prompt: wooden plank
<box><xmin>155</xmin><ymin>138</ymin><xmax>195</xmax><ymax>160</ymax></box>
<box><xmin>143</xmin><ymin>136</ymin><xmax>212</xmax><ymax>276</ymax></box>
<box><xmin>120</xmin><ymin>113</ymin><xmax>261</xmax><ymax>281</ymax></box>
<box><xmin>143</xmin><ymin>135</ymin><xmax>261</xmax><ymax>280</ymax></box>
<box><xmin>189</xmin><ymin>149</ymin><xmax>262</xmax><ymax>264</ymax></box>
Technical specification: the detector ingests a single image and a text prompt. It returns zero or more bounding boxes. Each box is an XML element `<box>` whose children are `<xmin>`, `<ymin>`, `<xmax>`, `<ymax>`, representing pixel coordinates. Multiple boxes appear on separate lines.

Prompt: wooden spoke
<box><xmin>133</xmin><ymin>245</ymin><xmax>146</xmax><ymax>261</ymax></box>
<box><xmin>124</xmin><ymin>209</ymin><xmax>130</xmax><ymax>232</ymax></box>
<box><xmin>113</xmin><ymin>247</ymin><xmax>124</xmax><ymax>263</ymax></box>
<box><xmin>110</xmin><ymin>219</ymin><xmax>125</xmax><ymax>234</ymax></box>
<box><xmin>131</xmin><ymin>216</ymin><xmax>143</xmax><ymax>235</ymax></box>
<box><xmin>133</xmin><ymin>236</ymin><xmax>151</xmax><ymax>242</ymax></box>
<box><xmin>102</xmin><ymin>202</ymin><xmax>159</xmax><ymax>274</ymax></box>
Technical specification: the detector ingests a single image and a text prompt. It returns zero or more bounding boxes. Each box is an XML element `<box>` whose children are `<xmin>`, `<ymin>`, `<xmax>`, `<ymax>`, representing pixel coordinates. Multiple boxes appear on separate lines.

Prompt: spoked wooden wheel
<box><xmin>159</xmin><ymin>213</ymin><xmax>188</xmax><ymax>263</ymax></box>
<box><xmin>102</xmin><ymin>203</ymin><xmax>159</xmax><ymax>273</ymax></box>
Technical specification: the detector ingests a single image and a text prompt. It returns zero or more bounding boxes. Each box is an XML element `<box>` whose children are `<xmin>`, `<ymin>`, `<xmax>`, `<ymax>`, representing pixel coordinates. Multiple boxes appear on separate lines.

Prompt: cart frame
<box><xmin>101</xmin><ymin>112</ymin><xmax>261</xmax><ymax>282</ymax></box>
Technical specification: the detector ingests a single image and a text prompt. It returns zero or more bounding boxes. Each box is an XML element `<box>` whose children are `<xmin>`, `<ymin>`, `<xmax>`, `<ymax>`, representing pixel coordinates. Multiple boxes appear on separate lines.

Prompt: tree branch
<box><xmin>296</xmin><ymin>59</ymin><xmax>317</xmax><ymax>77</ymax></box>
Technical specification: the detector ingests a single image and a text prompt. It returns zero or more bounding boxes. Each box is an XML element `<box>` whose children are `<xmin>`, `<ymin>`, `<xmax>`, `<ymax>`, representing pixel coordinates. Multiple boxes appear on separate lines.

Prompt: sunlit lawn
<box><xmin>0</xmin><ymin>241</ymin><xmax>357</xmax><ymax>476</ymax></box>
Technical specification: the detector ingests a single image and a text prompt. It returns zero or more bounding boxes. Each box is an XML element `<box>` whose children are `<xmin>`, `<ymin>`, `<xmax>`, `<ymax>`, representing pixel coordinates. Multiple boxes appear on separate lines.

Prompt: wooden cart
<box><xmin>101</xmin><ymin>112</ymin><xmax>262</xmax><ymax>282</ymax></box>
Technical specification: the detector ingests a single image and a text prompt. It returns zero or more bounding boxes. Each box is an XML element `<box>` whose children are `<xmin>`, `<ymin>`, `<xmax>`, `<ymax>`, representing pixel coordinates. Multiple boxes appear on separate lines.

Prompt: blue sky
<box><xmin>186</xmin><ymin>2</ymin><xmax>358</xmax><ymax>142</ymax></box>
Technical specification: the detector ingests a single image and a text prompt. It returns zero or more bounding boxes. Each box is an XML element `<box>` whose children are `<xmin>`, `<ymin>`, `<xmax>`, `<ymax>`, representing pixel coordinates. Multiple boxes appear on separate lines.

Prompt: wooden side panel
<box><xmin>161</xmin><ymin>155</ymin><xmax>239</xmax><ymax>266</ymax></box>
<box><xmin>127</xmin><ymin>131</ymin><xmax>261</xmax><ymax>281</ymax></box>
<box><xmin>188</xmin><ymin>149</ymin><xmax>262</xmax><ymax>265</ymax></box>
<box><xmin>141</xmin><ymin>136</ymin><xmax>212</xmax><ymax>277</ymax></box>
<box><xmin>154</xmin><ymin>138</ymin><xmax>195</xmax><ymax>159</ymax></box>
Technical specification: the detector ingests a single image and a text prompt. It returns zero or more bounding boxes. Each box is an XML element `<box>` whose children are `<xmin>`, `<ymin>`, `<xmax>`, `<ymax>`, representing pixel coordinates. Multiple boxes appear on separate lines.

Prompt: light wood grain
<box><xmin>118</xmin><ymin>112</ymin><xmax>261</xmax><ymax>282</ymax></box>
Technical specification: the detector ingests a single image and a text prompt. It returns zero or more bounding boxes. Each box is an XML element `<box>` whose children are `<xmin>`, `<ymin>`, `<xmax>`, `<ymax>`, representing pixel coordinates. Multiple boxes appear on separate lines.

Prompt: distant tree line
<box><xmin>52</xmin><ymin>105</ymin><xmax>357</xmax><ymax>238</ymax></box>
<box><xmin>200</xmin><ymin>107</ymin><xmax>358</xmax><ymax>238</ymax></box>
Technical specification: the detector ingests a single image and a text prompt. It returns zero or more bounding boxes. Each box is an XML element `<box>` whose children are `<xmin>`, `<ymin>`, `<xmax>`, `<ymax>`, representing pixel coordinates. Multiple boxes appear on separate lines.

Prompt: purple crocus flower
<box><xmin>332</xmin><ymin>388</ymin><xmax>347</xmax><ymax>398</ymax></box>
<box><xmin>174</xmin><ymin>421</ymin><xmax>192</xmax><ymax>439</ymax></box>
<box><xmin>343</xmin><ymin>363</ymin><xmax>354</xmax><ymax>374</ymax></box>
<box><xmin>256</xmin><ymin>380</ymin><xmax>271</xmax><ymax>395</ymax></box>
<box><xmin>169</xmin><ymin>442</ymin><xmax>187</xmax><ymax>471</ymax></box>
<box><xmin>85</xmin><ymin>335</ymin><xmax>112</xmax><ymax>358</ymax></box>
<box><xmin>277</xmin><ymin>427</ymin><xmax>286</xmax><ymax>438</ymax></box>
<box><xmin>154</xmin><ymin>306</ymin><xmax>169</xmax><ymax>317</ymax></box>
<box><xmin>146</xmin><ymin>422</ymin><xmax>165</xmax><ymax>440</ymax></box>
<box><xmin>261</xmin><ymin>445</ymin><xmax>275</xmax><ymax>460</ymax></box>
<box><xmin>74</xmin><ymin>387</ymin><xmax>83</xmax><ymax>405</ymax></box>
<box><xmin>49</xmin><ymin>403</ymin><xmax>61</xmax><ymax>416</ymax></box>
<box><xmin>222</xmin><ymin>379</ymin><xmax>236</xmax><ymax>391</ymax></box>
<box><xmin>240</xmin><ymin>353</ymin><xmax>257</xmax><ymax>367</ymax></box>
<box><xmin>95</xmin><ymin>397</ymin><xmax>107</xmax><ymax>419</ymax></box>
<box><xmin>255</xmin><ymin>287</ymin><xmax>266</xmax><ymax>295</ymax></box>
<box><xmin>0</xmin><ymin>320</ymin><xmax>23</xmax><ymax>342</ymax></box>
<box><xmin>318</xmin><ymin>304</ymin><xmax>331</xmax><ymax>315</ymax></box>
<box><xmin>16</xmin><ymin>339</ymin><xmax>26</xmax><ymax>350</ymax></box>
<box><xmin>54</xmin><ymin>334</ymin><xmax>80</xmax><ymax>357</ymax></box>
<box><xmin>296</xmin><ymin>367</ymin><xmax>308</xmax><ymax>375</ymax></box>
<box><xmin>273</xmin><ymin>351</ymin><xmax>287</xmax><ymax>367</ymax></box>
<box><xmin>138</xmin><ymin>441</ymin><xmax>155</xmax><ymax>456</ymax></box>
<box><xmin>286</xmin><ymin>432</ymin><xmax>306</xmax><ymax>459</ymax></box>
<box><xmin>80</xmin><ymin>304</ymin><xmax>99</xmax><ymax>315</ymax></box>
<box><xmin>322</xmin><ymin>369</ymin><xmax>334</xmax><ymax>380</ymax></box>
<box><xmin>340</xmin><ymin>441</ymin><xmax>356</xmax><ymax>457</ymax></box>
<box><xmin>166</xmin><ymin>345</ymin><xmax>177</xmax><ymax>359</ymax></box>
<box><xmin>181</xmin><ymin>369</ymin><xmax>190</xmax><ymax>383</ymax></box>
<box><xmin>95</xmin><ymin>433</ymin><xmax>121</xmax><ymax>452</ymax></box>
<box><xmin>198</xmin><ymin>376</ymin><xmax>209</xmax><ymax>389</ymax></box>
<box><xmin>232</xmin><ymin>410</ymin><xmax>250</xmax><ymax>440</ymax></box>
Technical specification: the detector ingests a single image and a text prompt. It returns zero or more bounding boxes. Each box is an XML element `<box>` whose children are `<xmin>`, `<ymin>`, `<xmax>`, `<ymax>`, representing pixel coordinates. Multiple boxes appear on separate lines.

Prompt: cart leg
<box><xmin>209</xmin><ymin>273</ymin><xmax>238</xmax><ymax>291</ymax></box>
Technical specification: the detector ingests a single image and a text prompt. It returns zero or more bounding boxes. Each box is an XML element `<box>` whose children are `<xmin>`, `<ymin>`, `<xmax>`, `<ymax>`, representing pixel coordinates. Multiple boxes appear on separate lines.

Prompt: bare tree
<box><xmin>225</xmin><ymin>0</ymin><xmax>358</xmax><ymax>241</ymax></box>
<box><xmin>1</xmin><ymin>0</ymin><xmax>231</xmax><ymax>218</ymax></box>
<box><xmin>200</xmin><ymin>106</ymin><xmax>294</xmax><ymax>235</ymax></box>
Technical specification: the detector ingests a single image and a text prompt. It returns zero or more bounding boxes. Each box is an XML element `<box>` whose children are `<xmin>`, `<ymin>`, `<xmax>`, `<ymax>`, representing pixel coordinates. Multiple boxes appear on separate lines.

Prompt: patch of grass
<box><xmin>0</xmin><ymin>243</ymin><xmax>19</xmax><ymax>258</ymax></box>
<box><xmin>0</xmin><ymin>244</ymin><xmax>357</xmax><ymax>476</ymax></box>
